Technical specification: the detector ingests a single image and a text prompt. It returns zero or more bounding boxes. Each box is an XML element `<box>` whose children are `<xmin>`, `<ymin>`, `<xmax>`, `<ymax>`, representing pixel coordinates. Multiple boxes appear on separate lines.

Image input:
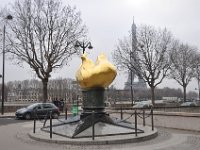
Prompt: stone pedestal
<box><xmin>81</xmin><ymin>87</ymin><xmax>105</xmax><ymax>119</ymax></box>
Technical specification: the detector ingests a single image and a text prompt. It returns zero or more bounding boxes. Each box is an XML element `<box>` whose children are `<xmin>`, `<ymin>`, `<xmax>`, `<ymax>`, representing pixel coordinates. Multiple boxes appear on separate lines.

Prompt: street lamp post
<box><xmin>1</xmin><ymin>15</ymin><xmax>13</xmax><ymax>115</ymax></box>
<box><xmin>74</xmin><ymin>41</ymin><xmax>93</xmax><ymax>54</ymax></box>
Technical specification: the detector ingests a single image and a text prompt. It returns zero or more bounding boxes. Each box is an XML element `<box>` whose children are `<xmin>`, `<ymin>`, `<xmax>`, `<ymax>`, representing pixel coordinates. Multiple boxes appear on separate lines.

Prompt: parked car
<box><xmin>15</xmin><ymin>103</ymin><xmax>60</xmax><ymax>120</ymax></box>
<box><xmin>133</xmin><ymin>101</ymin><xmax>153</xmax><ymax>108</ymax></box>
<box><xmin>180</xmin><ymin>102</ymin><xmax>197</xmax><ymax>107</ymax></box>
<box><xmin>105</xmin><ymin>101</ymin><xmax>111</xmax><ymax>107</ymax></box>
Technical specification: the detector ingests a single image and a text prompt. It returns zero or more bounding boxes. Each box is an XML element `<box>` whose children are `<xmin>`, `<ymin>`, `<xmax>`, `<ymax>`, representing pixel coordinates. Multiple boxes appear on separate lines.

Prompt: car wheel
<box><xmin>52</xmin><ymin>112</ymin><xmax>59</xmax><ymax>119</ymax></box>
<box><xmin>24</xmin><ymin>113</ymin><xmax>31</xmax><ymax>120</ymax></box>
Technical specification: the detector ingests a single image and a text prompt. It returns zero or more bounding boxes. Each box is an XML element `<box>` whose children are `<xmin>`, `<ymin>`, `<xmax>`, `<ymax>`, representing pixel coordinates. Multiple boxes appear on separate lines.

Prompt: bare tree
<box><xmin>113</xmin><ymin>25</ymin><xmax>174</xmax><ymax>105</ymax></box>
<box><xmin>169</xmin><ymin>41</ymin><xmax>197</xmax><ymax>102</ymax></box>
<box><xmin>3</xmin><ymin>0</ymin><xmax>87</xmax><ymax>102</ymax></box>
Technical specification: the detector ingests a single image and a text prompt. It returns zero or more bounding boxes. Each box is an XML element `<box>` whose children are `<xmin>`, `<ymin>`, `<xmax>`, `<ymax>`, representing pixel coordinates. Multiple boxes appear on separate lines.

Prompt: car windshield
<box><xmin>27</xmin><ymin>103</ymin><xmax>39</xmax><ymax>109</ymax></box>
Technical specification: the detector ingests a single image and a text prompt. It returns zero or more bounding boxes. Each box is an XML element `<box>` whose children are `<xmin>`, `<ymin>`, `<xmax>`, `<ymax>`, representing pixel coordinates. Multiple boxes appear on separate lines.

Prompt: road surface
<box><xmin>0</xmin><ymin>117</ymin><xmax>200</xmax><ymax>150</ymax></box>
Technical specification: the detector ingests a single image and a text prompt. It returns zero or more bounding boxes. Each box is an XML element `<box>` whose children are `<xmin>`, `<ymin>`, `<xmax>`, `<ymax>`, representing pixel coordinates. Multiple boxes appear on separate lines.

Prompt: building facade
<box><xmin>5</xmin><ymin>78</ymin><xmax>81</xmax><ymax>103</ymax></box>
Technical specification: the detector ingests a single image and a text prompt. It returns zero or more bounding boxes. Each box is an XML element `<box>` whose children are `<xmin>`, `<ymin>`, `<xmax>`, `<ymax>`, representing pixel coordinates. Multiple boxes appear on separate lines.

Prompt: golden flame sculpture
<box><xmin>76</xmin><ymin>53</ymin><xmax>117</xmax><ymax>89</ymax></box>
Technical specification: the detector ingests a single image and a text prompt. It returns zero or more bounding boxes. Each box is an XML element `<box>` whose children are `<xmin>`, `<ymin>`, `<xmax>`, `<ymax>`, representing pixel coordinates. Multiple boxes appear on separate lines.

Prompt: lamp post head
<box><xmin>88</xmin><ymin>42</ymin><xmax>93</xmax><ymax>49</ymax></box>
<box><xmin>6</xmin><ymin>15</ymin><xmax>13</xmax><ymax>20</ymax></box>
<box><xmin>74</xmin><ymin>41</ymin><xmax>80</xmax><ymax>48</ymax></box>
<box><xmin>74</xmin><ymin>41</ymin><xmax>93</xmax><ymax>54</ymax></box>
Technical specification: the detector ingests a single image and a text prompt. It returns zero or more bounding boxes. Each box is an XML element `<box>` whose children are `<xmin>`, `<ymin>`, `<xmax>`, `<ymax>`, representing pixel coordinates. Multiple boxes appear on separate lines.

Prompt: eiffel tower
<box><xmin>124</xmin><ymin>18</ymin><xmax>147</xmax><ymax>91</ymax></box>
<box><xmin>124</xmin><ymin>70</ymin><xmax>147</xmax><ymax>90</ymax></box>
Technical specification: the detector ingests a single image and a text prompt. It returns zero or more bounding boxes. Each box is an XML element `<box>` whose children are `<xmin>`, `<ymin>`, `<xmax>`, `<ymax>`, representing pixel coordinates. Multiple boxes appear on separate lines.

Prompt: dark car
<box><xmin>15</xmin><ymin>103</ymin><xmax>60</xmax><ymax>120</ymax></box>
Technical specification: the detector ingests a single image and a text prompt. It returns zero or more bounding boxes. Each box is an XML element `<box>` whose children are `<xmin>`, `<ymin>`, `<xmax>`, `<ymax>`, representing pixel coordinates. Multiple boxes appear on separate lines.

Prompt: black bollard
<box><xmin>135</xmin><ymin>110</ymin><xmax>137</xmax><ymax>136</ymax></box>
<box><xmin>50</xmin><ymin>111</ymin><xmax>52</xmax><ymax>139</ymax></box>
<box><xmin>33</xmin><ymin>109</ymin><xmax>36</xmax><ymax>133</ymax></box>
<box><xmin>92</xmin><ymin>111</ymin><xmax>95</xmax><ymax>140</ymax></box>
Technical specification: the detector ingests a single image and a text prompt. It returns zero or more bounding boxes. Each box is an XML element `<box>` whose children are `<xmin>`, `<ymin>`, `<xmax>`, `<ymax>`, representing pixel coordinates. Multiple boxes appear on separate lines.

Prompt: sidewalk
<box><xmin>0</xmin><ymin>112</ymin><xmax>68</xmax><ymax>118</ymax></box>
<box><xmin>0</xmin><ymin>112</ymin><xmax>15</xmax><ymax>118</ymax></box>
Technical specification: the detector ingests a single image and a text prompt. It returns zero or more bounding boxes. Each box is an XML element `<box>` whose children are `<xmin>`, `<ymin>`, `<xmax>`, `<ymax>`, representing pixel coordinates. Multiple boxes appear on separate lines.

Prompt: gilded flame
<box><xmin>76</xmin><ymin>53</ymin><xmax>117</xmax><ymax>89</ymax></box>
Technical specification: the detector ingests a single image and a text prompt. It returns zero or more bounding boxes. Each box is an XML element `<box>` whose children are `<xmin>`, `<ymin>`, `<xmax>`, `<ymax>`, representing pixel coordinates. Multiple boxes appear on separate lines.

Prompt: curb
<box><xmin>0</xmin><ymin>115</ymin><xmax>15</xmax><ymax>118</ymax></box>
<box><xmin>28</xmin><ymin>127</ymin><xmax>158</xmax><ymax>145</ymax></box>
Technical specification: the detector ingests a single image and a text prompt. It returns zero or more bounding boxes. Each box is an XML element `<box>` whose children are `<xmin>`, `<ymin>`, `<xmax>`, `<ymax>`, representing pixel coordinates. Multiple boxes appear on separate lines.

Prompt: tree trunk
<box><xmin>183</xmin><ymin>86</ymin><xmax>187</xmax><ymax>102</ymax></box>
<box><xmin>151</xmin><ymin>86</ymin><xmax>155</xmax><ymax>106</ymax></box>
<box><xmin>42</xmin><ymin>79</ymin><xmax>48</xmax><ymax>103</ymax></box>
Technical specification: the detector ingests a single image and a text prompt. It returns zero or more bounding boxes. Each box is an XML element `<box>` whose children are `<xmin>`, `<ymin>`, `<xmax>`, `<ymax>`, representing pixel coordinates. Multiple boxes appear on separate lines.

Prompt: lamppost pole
<box><xmin>1</xmin><ymin>15</ymin><xmax>13</xmax><ymax>115</ymax></box>
<box><xmin>75</xmin><ymin>41</ymin><xmax>93</xmax><ymax>54</ymax></box>
<box><xmin>1</xmin><ymin>24</ymin><xmax>6</xmax><ymax>115</ymax></box>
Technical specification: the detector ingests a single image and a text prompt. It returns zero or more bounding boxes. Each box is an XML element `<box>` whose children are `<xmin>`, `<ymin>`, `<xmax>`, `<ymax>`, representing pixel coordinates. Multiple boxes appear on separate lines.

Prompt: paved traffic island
<box><xmin>28</xmin><ymin>122</ymin><xmax>157</xmax><ymax>145</ymax></box>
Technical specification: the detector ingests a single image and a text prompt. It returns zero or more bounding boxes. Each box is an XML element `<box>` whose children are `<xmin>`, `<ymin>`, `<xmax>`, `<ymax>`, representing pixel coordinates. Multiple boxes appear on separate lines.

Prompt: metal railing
<box><xmin>33</xmin><ymin>110</ymin><xmax>54</xmax><ymax>139</ymax></box>
<box><xmin>118</xmin><ymin>106</ymin><xmax>154</xmax><ymax>136</ymax></box>
<box><xmin>32</xmin><ymin>105</ymin><xmax>154</xmax><ymax>140</ymax></box>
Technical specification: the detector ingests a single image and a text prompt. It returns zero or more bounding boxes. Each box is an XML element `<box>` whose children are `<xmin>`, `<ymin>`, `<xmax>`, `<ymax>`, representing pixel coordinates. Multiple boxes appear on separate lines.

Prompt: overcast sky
<box><xmin>1</xmin><ymin>0</ymin><xmax>200</xmax><ymax>92</ymax></box>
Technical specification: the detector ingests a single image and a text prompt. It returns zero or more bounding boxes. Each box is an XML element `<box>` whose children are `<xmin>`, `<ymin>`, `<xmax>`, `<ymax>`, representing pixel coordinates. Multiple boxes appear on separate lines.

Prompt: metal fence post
<box><xmin>50</xmin><ymin>111</ymin><xmax>52</xmax><ymax>139</ymax></box>
<box><xmin>33</xmin><ymin>109</ymin><xmax>36</xmax><ymax>133</ymax></box>
<box><xmin>65</xmin><ymin>107</ymin><xmax>68</xmax><ymax>120</ymax></box>
<box><xmin>135</xmin><ymin>109</ymin><xmax>137</xmax><ymax>136</ymax></box>
<box><xmin>143</xmin><ymin>109</ymin><xmax>145</xmax><ymax>126</ymax></box>
<box><xmin>76</xmin><ymin>100</ymin><xmax>79</xmax><ymax>115</ymax></box>
<box><xmin>120</xmin><ymin>107</ymin><xmax>123</xmax><ymax>120</ymax></box>
<box><xmin>92</xmin><ymin>111</ymin><xmax>95</xmax><ymax>140</ymax></box>
<box><xmin>151</xmin><ymin>107</ymin><xmax>154</xmax><ymax>131</ymax></box>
